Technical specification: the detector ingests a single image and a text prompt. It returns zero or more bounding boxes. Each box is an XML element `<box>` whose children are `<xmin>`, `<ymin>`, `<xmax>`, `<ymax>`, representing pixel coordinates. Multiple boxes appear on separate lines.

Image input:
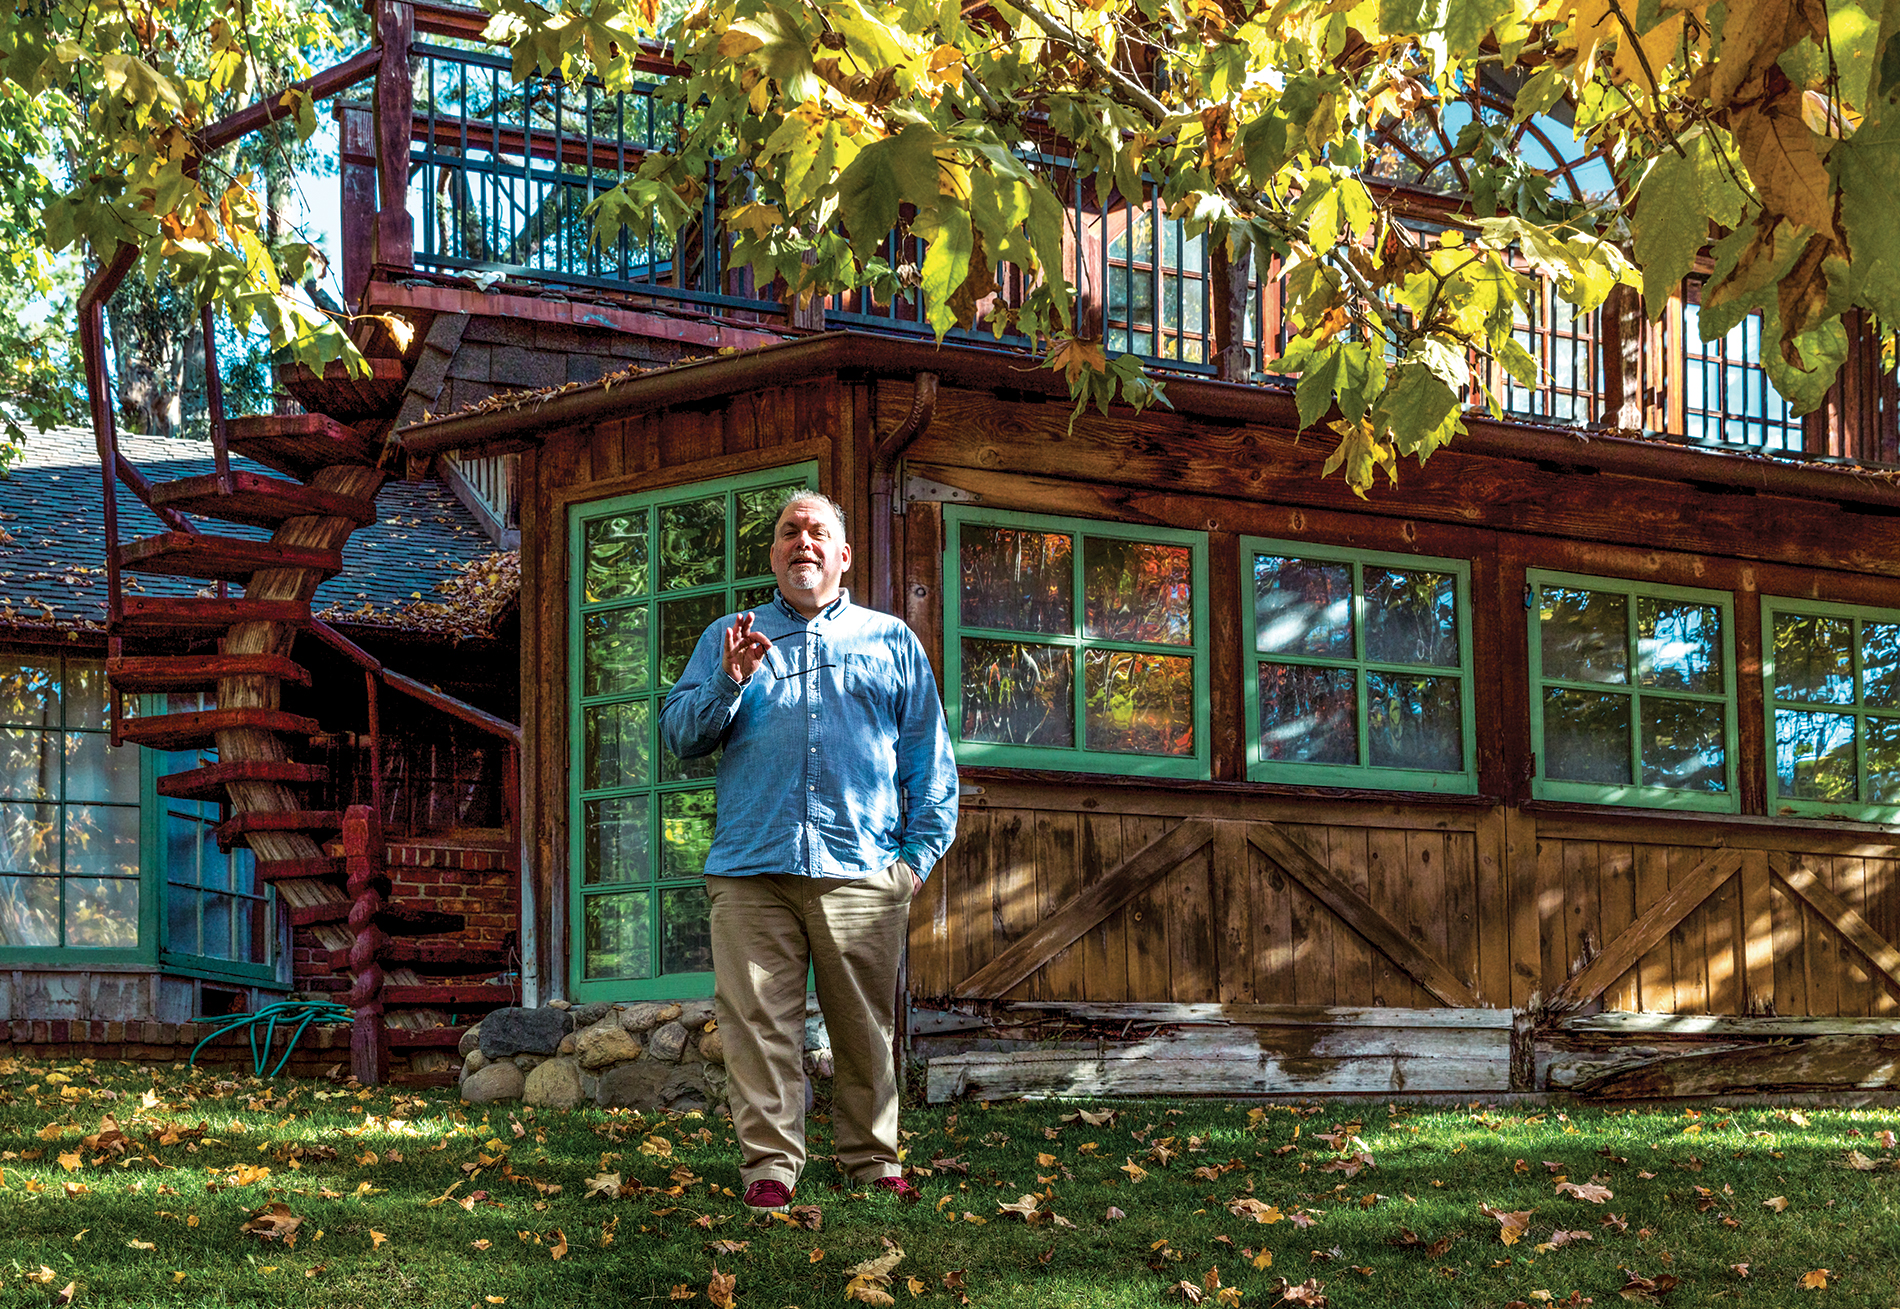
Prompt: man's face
<box><xmin>771</xmin><ymin>500</ymin><xmax>851</xmax><ymax>607</ymax></box>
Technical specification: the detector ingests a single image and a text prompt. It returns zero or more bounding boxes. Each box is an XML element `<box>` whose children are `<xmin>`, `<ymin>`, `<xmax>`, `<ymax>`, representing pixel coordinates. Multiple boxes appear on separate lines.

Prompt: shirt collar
<box><xmin>772</xmin><ymin>587</ymin><xmax>851</xmax><ymax>625</ymax></box>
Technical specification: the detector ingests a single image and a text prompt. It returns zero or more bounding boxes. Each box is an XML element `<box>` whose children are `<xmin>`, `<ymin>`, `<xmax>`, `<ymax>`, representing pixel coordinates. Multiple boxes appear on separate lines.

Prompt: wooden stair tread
<box><xmin>121</xmin><ymin>532</ymin><xmax>343</xmax><ymax>584</ymax></box>
<box><xmin>286</xmin><ymin>902</ymin><xmax>466</xmax><ymax>935</ymax></box>
<box><xmin>255</xmin><ymin>855</ymin><xmax>344</xmax><ymax>883</ymax></box>
<box><xmin>226</xmin><ymin>413</ymin><xmax>383</xmax><ymax>478</ymax></box>
<box><xmin>150</xmin><ymin>473</ymin><xmax>378</xmax><ymax>529</ymax></box>
<box><xmin>154</xmin><ymin>760</ymin><xmax>329</xmax><ymax>802</ymax></box>
<box><xmin>329</xmin><ymin>943</ymin><xmax>510</xmax><ymax>974</ymax></box>
<box><xmin>274</xmin><ymin>358</ymin><xmax>407</xmax><ymax>425</ymax></box>
<box><xmin>117</xmin><ymin>597</ymin><xmax>312</xmax><ymax>635</ymax></box>
<box><xmin>216</xmin><ymin>809</ymin><xmax>344</xmax><ymax>850</ymax></box>
<box><xmin>389</xmin><ymin>1070</ymin><xmax>460</xmax><ymax>1088</ymax></box>
<box><xmin>107</xmin><ymin>653</ymin><xmax>311</xmax><ymax>693</ymax></box>
<box><xmin>118</xmin><ymin>708</ymin><xmax>322</xmax><ymax>752</ymax></box>
<box><xmin>383</xmin><ymin>983</ymin><xmax>517</xmax><ymax>1007</ymax></box>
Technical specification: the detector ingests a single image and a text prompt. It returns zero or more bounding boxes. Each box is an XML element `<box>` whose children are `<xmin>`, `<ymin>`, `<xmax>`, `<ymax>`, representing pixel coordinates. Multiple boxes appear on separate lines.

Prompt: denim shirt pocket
<box><xmin>842</xmin><ymin>651</ymin><xmax>899</xmax><ymax>715</ymax></box>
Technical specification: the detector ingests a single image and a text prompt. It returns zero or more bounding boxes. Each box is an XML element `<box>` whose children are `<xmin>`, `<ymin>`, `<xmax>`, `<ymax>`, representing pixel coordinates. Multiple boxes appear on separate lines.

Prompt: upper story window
<box><xmin>1682</xmin><ymin>282</ymin><xmax>1802</xmax><ymax>453</ymax></box>
<box><xmin>944</xmin><ymin>508</ymin><xmax>1209</xmax><ymax>779</ymax></box>
<box><xmin>1763</xmin><ymin>599</ymin><xmax>1900</xmax><ymax>821</ymax></box>
<box><xmin>0</xmin><ymin>656</ymin><xmax>142</xmax><ymax>957</ymax></box>
<box><xmin>1528</xmin><ymin>572</ymin><xmax>1737</xmax><ymax>811</ymax></box>
<box><xmin>1243</xmin><ymin>540</ymin><xmax>1476</xmax><ymax>793</ymax></box>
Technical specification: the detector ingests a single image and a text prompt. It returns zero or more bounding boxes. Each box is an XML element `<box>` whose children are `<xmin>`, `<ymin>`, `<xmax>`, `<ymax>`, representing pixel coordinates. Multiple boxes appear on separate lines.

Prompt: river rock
<box><xmin>676</xmin><ymin>999</ymin><xmax>716</xmax><ymax>1031</ymax></box>
<box><xmin>596</xmin><ymin>1060</ymin><xmax>713</xmax><ymax>1113</ymax></box>
<box><xmin>548</xmin><ymin>998</ymin><xmax>572</xmax><ymax>1009</ymax></box>
<box><xmin>697</xmin><ymin>1030</ymin><xmax>725</xmax><ymax>1064</ymax></box>
<box><xmin>617</xmin><ymin>1002</ymin><xmax>678</xmax><ymax>1032</ymax></box>
<box><xmin>461</xmin><ymin>1061</ymin><xmax>525</xmax><ymax>1104</ymax></box>
<box><xmin>804</xmin><ymin>1014</ymin><xmax>829</xmax><ymax>1051</ymax></box>
<box><xmin>648</xmin><ymin>1021</ymin><xmax>688</xmax><ymax>1063</ymax></box>
<box><xmin>459</xmin><ymin>1024</ymin><xmax>484</xmax><ymax>1058</ymax></box>
<box><xmin>557</xmin><ymin>1034</ymin><xmax>577</xmax><ymax>1056</ymax></box>
<box><xmin>576</xmin><ymin>1022</ymin><xmax>644</xmax><ymax>1069</ymax></box>
<box><xmin>479</xmin><ymin>1006</ymin><xmax>571</xmax><ymax>1059</ymax></box>
<box><xmin>462</xmin><ymin>1049</ymin><xmax>488</xmax><ymax>1076</ymax></box>
<box><xmin>569</xmin><ymin>1002</ymin><xmax>616</xmax><ymax>1027</ymax></box>
<box><xmin>523</xmin><ymin>1056</ymin><xmax>586</xmax><ymax>1110</ymax></box>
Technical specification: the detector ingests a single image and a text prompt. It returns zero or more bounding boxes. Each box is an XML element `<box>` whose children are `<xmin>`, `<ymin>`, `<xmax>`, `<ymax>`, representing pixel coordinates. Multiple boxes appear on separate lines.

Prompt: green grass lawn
<box><xmin>0</xmin><ymin>1056</ymin><xmax>1898</xmax><ymax>1308</ymax></box>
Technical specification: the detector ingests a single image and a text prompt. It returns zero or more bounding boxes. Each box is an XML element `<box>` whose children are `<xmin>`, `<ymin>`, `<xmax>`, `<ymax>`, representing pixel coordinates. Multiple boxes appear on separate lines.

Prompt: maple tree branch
<box><xmin>1008</xmin><ymin>0</ymin><xmax>1172</xmax><ymax>126</ymax></box>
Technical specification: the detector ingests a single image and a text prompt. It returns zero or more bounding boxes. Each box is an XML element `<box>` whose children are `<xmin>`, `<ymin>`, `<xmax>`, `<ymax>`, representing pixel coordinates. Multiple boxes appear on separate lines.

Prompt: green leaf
<box><xmin>1632</xmin><ymin>147</ymin><xmax>1711</xmax><ymax>318</ymax></box>
<box><xmin>832</xmin><ymin>124</ymin><xmax>942</xmax><ymax>261</ymax></box>
<box><xmin>1295</xmin><ymin>343</ymin><xmax>1345</xmax><ymax>430</ymax></box>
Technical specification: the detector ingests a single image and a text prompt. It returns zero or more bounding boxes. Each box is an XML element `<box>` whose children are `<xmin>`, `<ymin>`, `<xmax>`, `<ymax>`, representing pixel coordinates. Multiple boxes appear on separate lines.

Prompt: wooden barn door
<box><xmin>925</xmin><ymin>812</ymin><xmax>1489</xmax><ymax>1009</ymax></box>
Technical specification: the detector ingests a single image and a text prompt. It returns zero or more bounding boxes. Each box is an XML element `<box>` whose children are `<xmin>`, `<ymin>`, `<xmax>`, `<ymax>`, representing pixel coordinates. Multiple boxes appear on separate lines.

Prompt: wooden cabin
<box><xmin>52</xmin><ymin>0</ymin><xmax>1900</xmax><ymax>1095</ymax></box>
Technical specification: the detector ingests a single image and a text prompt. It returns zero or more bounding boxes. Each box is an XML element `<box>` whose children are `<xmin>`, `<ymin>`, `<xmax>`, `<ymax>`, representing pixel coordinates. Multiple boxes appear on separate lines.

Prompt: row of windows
<box><xmin>0</xmin><ymin>657</ymin><xmax>271</xmax><ymax>979</ymax></box>
<box><xmin>944</xmin><ymin>507</ymin><xmax>1900</xmax><ymax>823</ymax></box>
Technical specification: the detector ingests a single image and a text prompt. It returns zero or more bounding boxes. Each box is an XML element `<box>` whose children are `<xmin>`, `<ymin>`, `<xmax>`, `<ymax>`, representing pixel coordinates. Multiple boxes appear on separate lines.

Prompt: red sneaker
<box><xmin>743</xmin><ymin>1179</ymin><xmax>793</xmax><ymax>1213</ymax></box>
<box><xmin>871</xmin><ymin>1175</ymin><xmax>921</xmax><ymax>1203</ymax></box>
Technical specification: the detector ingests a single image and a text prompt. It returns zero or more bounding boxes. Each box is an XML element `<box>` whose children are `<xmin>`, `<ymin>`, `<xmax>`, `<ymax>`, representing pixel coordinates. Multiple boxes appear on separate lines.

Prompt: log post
<box><xmin>371</xmin><ymin>0</ymin><xmax>415</xmax><ymax>274</ymax></box>
<box><xmin>1598</xmin><ymin>283</ymin><xmax>1645</xmax><ymax>432</ymax></box>
<box><xmin>1209</xmin><ymin>236</ymin><xmax>1253</xmax><ymax>383</ymax></box>
<box><xmin>337</xmin><ymin>102</ymin><xmax>378</xmax><ymax>307</ymax></box>
<box><xmin>344</xmin><ymin>804</ymin><xmax>390</xmax><ymax>1085</ymax></box>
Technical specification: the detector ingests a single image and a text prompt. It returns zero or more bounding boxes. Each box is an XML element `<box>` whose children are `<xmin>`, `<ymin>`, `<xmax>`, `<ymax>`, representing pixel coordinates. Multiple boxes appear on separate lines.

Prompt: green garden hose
<box><xmin>188</xmin><ymin>999</ymin><xmax>356</xmax><ymax>1079</ymax></box>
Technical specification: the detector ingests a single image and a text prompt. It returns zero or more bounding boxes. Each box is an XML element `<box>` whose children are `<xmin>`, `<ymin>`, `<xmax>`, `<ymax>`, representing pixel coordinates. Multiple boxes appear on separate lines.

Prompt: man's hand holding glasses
<box><xmin>723</xmin><ymin>611</ymin><xmax>774</xmax><ymax>684</ymax></box>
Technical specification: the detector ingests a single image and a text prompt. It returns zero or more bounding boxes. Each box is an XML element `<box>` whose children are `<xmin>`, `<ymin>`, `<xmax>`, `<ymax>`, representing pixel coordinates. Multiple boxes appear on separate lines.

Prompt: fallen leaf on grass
<box><xmin>54</xmin><ymin>1281</ymin><xmax>74</xmax><ymax>1305</ymax></box>
<box><xmin>786</xmin><ymin>1204</ymin><xmax>823</xmax><ymax>1230</ymax></box>
<box><xmin>1763</xmin><ymin>1196</ymin><xmax>1791</xmax><ymax>1212</ymax></box>
<box><xmin>241</xmin><ymin>1203</ymin><xmax>303</xmax><ymax>1243</ymax></box>
<box><xmin>1799</xmin><ymin>1269</ymin><xmax>1829</xmax><ymax>1290</ymax></box>
<box><xmin>1228</xmin><ymin>1198</ymin><xmax>1283</xmax><ymax>1224</ymax></box>
<box><xmin>1105</xmin><ymin>1207</ymin><xmax>1125</xmax><ymax>1221</ymax></box>
<box><xmin>845</xmin><ymin>1247</ymin><xmax>905</xmax><ymax>1305</ymax></box>
<box><xmin>708</xmin><ymin>1267</ymin><xmax>735</xmax><ymax>1309</ymax></box>
<box><xmin>585</xmin><ymin>1171</ymin><xmax>623</xmax><ymax>1199</ymax></box>
<box><xmin>1543</xmin><ymin>1230</ymin><xmax>1593</xmax><ymax>1249</ymax></box>
<box><xmin>1122</xmin><ymin>1158</ymin><xmax>1149</xmax><ymax>1183</ymax></box>
<box><xmin>126</xmin><ymin>1240</ymin><xmax>154</xmax><ymax>1251</ymax></box>
<box><xmin>707</xmin><ymin>1240</ymin><xmax>749</xmax><ymax>1255</ymax></box>
<box><xmin>1617</xmin><ymin>1270</ymin><xmax>1679</xmax><ymax>1303</ymax></box>
<box><xmin>56</xmin><ymin>1152</ymin><xmax>80</xmax><ymax>1173</ymax></box>
<box><xmin>1275</xmin><ymin>1276</ymin><xmax>1327</xmax><ymax>1306</ymax></box>
<box><xmin>1167</xmin><ymin>1280</ymin><xmax>1205</xmax><ymax>1304</ymax></box>
<box><xmin>998</xmin><ymin>1194</ymin><xmax>1042</xmax><ymax>1221</ymax></box>
<box><xmin>1481</xmin><ymin>1205</ymin><xmax>1534</xmax><ymax>1246</ymax></box>
<box><xmin>1844</xmin><ymin>1150</ymin><xmax>1877</xmax><ymax>1171</ymax></box>
<box><xmin>1555</xmin><ymin>1181</ymin><xmax>1612</xmax><ymax>1203</ymax></box>
<box><xmin>1731</xmin><ymin>1264</ymin><xmax>1750</xmax><ymax>1278</ymax></box>
<box><xmin>549</xmin><ymin>1230</ymin><xmax>568</xmax><ymax>1260</ymax></box>
<box><xmin>907</xmin><ymin>1275</ymin><xmax>926</xmax><ymax>1297</ymax></box>
<box><xmin>669</xmin><ymin>1287</ymin><xmax>696</xmax><ymax>1302</ymax></box>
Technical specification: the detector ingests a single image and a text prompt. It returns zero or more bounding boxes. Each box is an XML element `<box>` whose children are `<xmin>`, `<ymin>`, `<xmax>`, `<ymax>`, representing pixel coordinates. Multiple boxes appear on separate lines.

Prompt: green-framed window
<box><xmin>1527</xmin><ymin>571</ymin><xmax>1738</xmax><ymax>811</ymax></box>
<box><xmin>1762</xmin><ymin>598</ymin><xmax>1900</xmax><ymax>821</ymax></box>
<box><xmin>943</xmin><ymin>508</ymin><xmax>1210</xmax><ymax>779</ymax></box>
<box><xmin>0</xmin><ymin>655</ymin><xmax>146</xmax><ymax>961</ymax></box>
<box><xmin>1242</xmin><ymin>539</ymin><xmax>1477</xmax><ymax>793</ymax></box>
<box><xmin>147</xmin><ymin>692</ymin><xmax>275</xmax><ymax>986</ymax></box>
<box><xmin>568</xmin><ymin>462</ymin><xmax>818</xmax><ymax>1001</ymax></box>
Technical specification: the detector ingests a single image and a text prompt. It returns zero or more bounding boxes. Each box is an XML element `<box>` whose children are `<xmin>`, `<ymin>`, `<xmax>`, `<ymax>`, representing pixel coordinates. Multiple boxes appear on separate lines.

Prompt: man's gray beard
<box><xmin>785</xmin><ymin>564</ymin><xmax>821</xmax><ymax>590</ymax></box>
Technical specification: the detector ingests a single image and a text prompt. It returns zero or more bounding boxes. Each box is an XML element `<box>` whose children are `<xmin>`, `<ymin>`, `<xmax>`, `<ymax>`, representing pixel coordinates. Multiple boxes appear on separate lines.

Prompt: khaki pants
<box><xmin>706</xmin><ymin>864</ymin><xmax>912</xmax><ymax>1191</ymax></box>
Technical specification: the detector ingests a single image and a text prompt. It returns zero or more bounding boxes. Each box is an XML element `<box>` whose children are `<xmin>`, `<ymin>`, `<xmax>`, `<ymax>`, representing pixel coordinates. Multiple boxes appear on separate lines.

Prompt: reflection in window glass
<box><xmin>573</xmin><ymin>467</ymin><xmax>817</xmax><ymax>989</ymax></box>
<box><xmin>950</xmin><ymin>513</ymin><xmax>1206</xmax><ymax>774</ymax></box>
<box><xmin>1533</xmin><ymin>577</ymin><xmax>1731</xmax><ymax>806</ymax></box>
<box><xmin>0</xmin><ymin>657</ymin><xmax>141</xmax><ymax>953</ymax></box>
<box><xmin>1766</xmin><ymin>602</ymin><xmax>1900</xmax><ymax>814</ymax></box>
<box><xmin>1247</xmin><ymin>545</ymin><xmax>1471</xmax><ymax>787</ymax></box>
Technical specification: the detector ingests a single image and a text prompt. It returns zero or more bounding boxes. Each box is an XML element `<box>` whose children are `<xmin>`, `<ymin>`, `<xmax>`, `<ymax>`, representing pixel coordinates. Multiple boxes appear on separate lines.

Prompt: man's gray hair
<box><xmin>775</xmin><ymin>488</ymin><xmax>848</xmax><ymax>536</ymax></box>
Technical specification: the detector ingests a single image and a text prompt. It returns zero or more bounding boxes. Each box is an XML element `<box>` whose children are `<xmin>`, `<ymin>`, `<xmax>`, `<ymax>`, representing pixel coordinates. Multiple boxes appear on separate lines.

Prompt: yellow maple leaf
<box><xmin>550</xmin><ymin>1229</ymin><xmax>569</xmax><ymax>1260</ymax></box>
<box><xmin>1121</xmin><ymin>1158</ymin><xmax>1149</xmax><ymax>1183</ymax></box>
<box><xmin>1800</xmin><ymin>1268</ymin><xmax>1829</xmax><ymax>1289</ymax></box>
<box><xmin>57</xmin><ymin>1152</ymin><xmax>80</xmax><ymax>1173</ymax></box>
<box><xmin>924</xmin><ymin>44</ymin><xmax>964</xmax><ymax>88</ymax></box>
<box><xmin>1047</xmin><ymin>337</ymin><xmax>1109</xmax><ymax>387</ymax></box>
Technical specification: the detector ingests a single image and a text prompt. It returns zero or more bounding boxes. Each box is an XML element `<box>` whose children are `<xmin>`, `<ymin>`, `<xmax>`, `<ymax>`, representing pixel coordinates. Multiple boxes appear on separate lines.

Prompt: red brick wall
<box><xmin>1</xmin><ymin>1019</ymin><xmax>351</xmax><ymax>1079</ymax></box>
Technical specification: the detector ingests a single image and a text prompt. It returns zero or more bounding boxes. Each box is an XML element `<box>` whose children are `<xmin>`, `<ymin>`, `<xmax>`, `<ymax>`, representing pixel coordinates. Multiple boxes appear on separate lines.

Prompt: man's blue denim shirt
<box><xmin>659</xmin><ymin>589</ymin><xmax>959</xmax><ymax>881</ymax></box>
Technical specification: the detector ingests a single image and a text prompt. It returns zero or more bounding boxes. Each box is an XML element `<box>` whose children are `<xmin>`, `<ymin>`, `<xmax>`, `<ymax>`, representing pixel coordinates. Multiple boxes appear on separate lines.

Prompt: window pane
<box><xmin>583</xmin><ymin>890</ymin><xmax>652</xmax><ymax>980</ymax></box>
<box><xmin>234</xmin><ymin>895</ymin><xmax>268</xmax><ymax>966</ymax></box>
<box><xmin>1253</xmin><ymin>556</ymin><xmax>1352</xmax><ymax>657</ymax></box>
<box><xmin>735</xmin><ymin>583</ymin><xmax>777</xmax><ymax>616</ymax></box>
<box><xmin>1866</xmin><ymin>716</ymin><xmax>1900</xmax><ymax>803</ymax></box>
<box><xmin>1773</xmin><ymin>613</ymin><xmax>1854</xmax><ymax>704</ymax></box>
<box><xmin>65</xmin><ymin>733</ymin><xmax>137</xmax><ymax>803</ymax></box>
<box><xmin>661</xmin><ymin>788</ymin><xmax>718</xmax><ymax>880</ymax></box>
<box><xmin>168</xmin><ymin>885</ymin><xmax>199</xmax><ymax>955</ymax></box>
<box><xmin>66</xmin><ymin>805</ymin><xmax>140</xmax><ymax>877</ymax></box>
<box><xmin>1083</xmin><ymin>538</ymin><xmax>1193</xmax><ymax>645</ymax></box>
<box><xmin>584</xmin><ymin>513</ymin><xmax>649</xmax><ymax>602</ymax></box>
<box><xmin>0</xmin><ymin>659</ymin><xmax>57</xmax><ymax>726</ymax></box>
<box><xmin>1864</xmin><ymin>623</ymin><xmax>1900</xmax><ymax>709</ymax></box>
<box><xmin>0</xmin><ymin>729</ymin><xmax>58</xmax><ymax>800</ymax></box>
<box><xmin>661</xmin><ymin>745</ymin><xmax>719</xmax><ymax>785</ymax></box>
<box><xmin>960</xmin><ymin>526</ymin><xmax>1073</xmax><ymax>635</ymax></box>
<box><xmin>199</xmin><ymin>891</ymin><xmax>232</xmax><ymax>960</ymax></box>
<box><xmin>1541</xmin><ymin>587</ymin><xmax>1627</xmax><ymax>684</ymax></box>
<box><xmin>660</xmin><ymin>884</ymin><xmax>712</xmax><ymax>975</ymax></box>
<box><xmin>0</xmin><ymin>875</ymin><xmax>57</xmax><ymax>946</ymax></box>
<box><xmin>1776</xmin><ymin>709</ymin><xmax>1857</xmax><ymax>801</ymax></box>
<box><xmin>165</xmin><ymin>810</ymin><xmax>203</xmax><ymax>888</ymax></box>
<box><xmin>960</xmin><ymin>639</ymin><xmax>1074</xmax><ymax>746</ymax></box>
<box><xmin>1256</xmin><ymin>664</ymin><xmax>1357</xmax><ymax>765</ymax></box>
<box><xmin>659</xmin><ymin>496</ymin><xmax>726</xmax><ymax>591</ymax></box>
<box><xmin>1082</xmin><ymin>650</ymin><xmax>1194</xmax><ymax>756</ymax></box>
<box><xmin>1640</xmin><ymin>698</ymin><xmax>1726</xmax><ymax>791</ymax></box>
<box><xmin>660</xmin><ymin>593</ymin><xmax>725</xmax><ymax>687</ymax></box>
<box><xmin>583</xmin><ymin>795</ymin><xmax>650</xmax><ymax>886</ymax></box>
<box><xmin>584</xmin><ymin>701</ymin><xmax>650</xmax><ymax>791</ymax></box>
<box><xmin>1544</xmin><ymin>688</ymin><xmax>1632</xmax><ymax>784</ymax></box>
<box><xmin>1367</xmin><ymin>671</ymin><xmax>1462</xmax><ymax>772</ymax></box>
<box><xmin>0</xmin><ymin>802</ymin><xmax>59</xmax><ymax>874</ymax></box>
<box><xmin>1364</xmin><ymin>569</ymin><xmax>1459</xmax><ymax>668</ymax></box>
<box><xmin>1637</xmin><ymin>600</ymin><xmax>1723</xmax><ymax>694</ymax></box>
<box><xmin>583</xmin><ymin>606</ymin><xmax>650</xmax><ymax>697</ymax></box>
<box><xmin>65</xmin><ymin>663</ymin><xmax>108</xmax><ymax>730</ymax></box>
<box><xmin>66</xmin><ymin>877</ymin><xmax>137</xmax><ymax>947</ymax></box>
<box><xmin>736</xmin><ymin>485</ymin><xmax>801</xmax><ymax>579</ymax></box>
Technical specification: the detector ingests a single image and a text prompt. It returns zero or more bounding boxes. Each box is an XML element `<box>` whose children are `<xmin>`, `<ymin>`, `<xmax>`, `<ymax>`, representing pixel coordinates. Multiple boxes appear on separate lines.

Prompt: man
<box><xmin>660</xmin><ymin>489</ymin><xmax>958</xmax><ymax>1213</ymax></box>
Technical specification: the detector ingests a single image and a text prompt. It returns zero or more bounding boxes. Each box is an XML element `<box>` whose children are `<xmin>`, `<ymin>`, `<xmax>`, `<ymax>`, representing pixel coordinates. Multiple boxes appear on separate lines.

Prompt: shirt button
<box><xmin>810</xmin><ymin>713</ymin><xmax>817</xmax><ymax>719</ymax></box>
<box><xmin>810</xmin><ymin>747</ymin><xmax>817</xmax><ymax>753</ymax></box>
